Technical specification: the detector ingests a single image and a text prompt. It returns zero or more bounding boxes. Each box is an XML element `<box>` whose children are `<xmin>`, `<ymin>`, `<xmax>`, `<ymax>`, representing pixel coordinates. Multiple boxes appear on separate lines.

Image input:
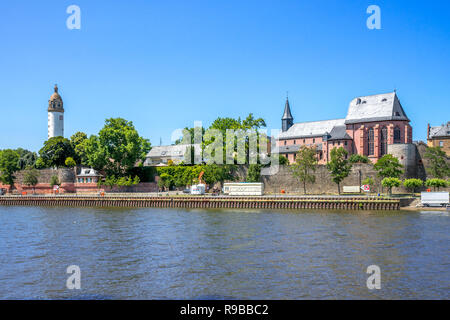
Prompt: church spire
<box><xmin>282</xmin><ymin>95</ymin><xmax>294</xmax><ymax>132</ymax></box>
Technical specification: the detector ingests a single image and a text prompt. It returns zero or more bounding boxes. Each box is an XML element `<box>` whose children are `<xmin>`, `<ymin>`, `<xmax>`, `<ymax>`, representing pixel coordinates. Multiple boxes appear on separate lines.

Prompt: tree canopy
<box><xmin>326</xmin><ymin>147</ymin><xmax>352</xmax><ymax>194</ymax></box>
<box><xmin>291</xmin><ymin>146</ymin><xmax>318</xmax><ymax>194</ymax></box>
<box><xmin>39</xmin><ymin>137</ymin><xmax>76</xmax><ymax>168</ymax></box>
<box><xmin>86</xmin><ymin>118</ymin><xmax>151</xmax><ymax>177</ymax></box>
<box><xmin>0</xmin><ymin>149</ymin><xmax>20</xmax><ymax>185</ymax></box>
<box><xmin>16</xmin><ymin>148</ymin><xmax>38</xmax><ymax>170</ymax></box>
<box><xmin>70</xmin><ymin>132</ymin><xmax>88</xmax><ymax>166</ymax></box>
<box><xmin>373</xmin><ymin>154</ymin><xmax>404</xmax><ymax>179</ymax></box>
<box><xmin>23</xmin><ymin>168</ymin><xmax>40</xmax><ymax>188</ymax></box>
<box><xmin>424</xmin><ymin>146</ymin><xmax>449</xmax><ymax>179</ymax></box>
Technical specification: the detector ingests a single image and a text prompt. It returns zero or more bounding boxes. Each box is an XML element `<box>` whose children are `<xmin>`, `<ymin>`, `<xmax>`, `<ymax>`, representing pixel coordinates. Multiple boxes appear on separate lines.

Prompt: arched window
<box><xmin>394</xmin><ymin>126</ymin><xmax>401</xmax><ymax>143</ymax></box>
<box><xmin>368</xmin><ymin>128</ymin><xmax>374</xmax><ymax>156</ymax></box>
<box><xmin>381</xmin><ymin>127</ymin><xmax>388</xmax><ymax>155</ymax></box>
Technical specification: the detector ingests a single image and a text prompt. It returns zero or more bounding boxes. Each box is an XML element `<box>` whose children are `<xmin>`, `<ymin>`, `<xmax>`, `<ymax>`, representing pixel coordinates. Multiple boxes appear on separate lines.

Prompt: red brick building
<box><xmin>277</xmin><ymin>92</ymin><xmax>413</xmax><ymax>164</ymax></box>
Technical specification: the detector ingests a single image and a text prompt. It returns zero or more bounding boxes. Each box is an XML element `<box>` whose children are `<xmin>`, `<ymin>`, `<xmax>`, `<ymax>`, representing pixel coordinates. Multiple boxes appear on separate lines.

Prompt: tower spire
<box><xmin>281</xmin><ymin>95</ymin><xmax>294</xmax><ymax>132</ymax></box>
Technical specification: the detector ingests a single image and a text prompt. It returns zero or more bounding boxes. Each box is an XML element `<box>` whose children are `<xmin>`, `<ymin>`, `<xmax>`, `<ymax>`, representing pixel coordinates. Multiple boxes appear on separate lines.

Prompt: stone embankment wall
<box><xmin>0</xmin><ymin>168</ymin><xmax>157</xmax><ymax>194</ymax></box>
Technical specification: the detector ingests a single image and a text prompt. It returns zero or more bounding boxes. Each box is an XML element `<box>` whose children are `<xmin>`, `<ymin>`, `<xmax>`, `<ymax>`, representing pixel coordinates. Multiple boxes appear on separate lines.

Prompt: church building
<box><xmin>277</xmin><ymin>92</ymin><xmax>413</xmax><ymax>164</ymax></box>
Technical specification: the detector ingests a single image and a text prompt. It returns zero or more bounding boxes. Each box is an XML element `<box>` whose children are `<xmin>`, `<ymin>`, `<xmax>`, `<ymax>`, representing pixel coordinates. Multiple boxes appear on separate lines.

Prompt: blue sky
<box><xmin>0</xmin><ymin>0</ymin><xmax>449</xmax><ymax>152</ymax></box>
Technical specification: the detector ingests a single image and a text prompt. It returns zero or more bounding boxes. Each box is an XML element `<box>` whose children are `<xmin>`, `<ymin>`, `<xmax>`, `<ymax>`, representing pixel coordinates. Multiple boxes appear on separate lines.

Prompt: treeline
<box><xmin>0</xmin><ymin>118</ymin><xmax>151</xmax><ymax>187</ymax></box>
<box><xmin>290</xmin><ymin>145</ymin><xmax>450</xmax><ymax>195</ymax></box>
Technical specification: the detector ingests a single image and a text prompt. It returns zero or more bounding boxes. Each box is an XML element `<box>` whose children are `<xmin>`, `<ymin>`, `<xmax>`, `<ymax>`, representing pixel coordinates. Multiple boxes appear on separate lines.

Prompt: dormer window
<box><xmin>362</xmin><ymin>100</ymin><xmax>367</xmax><ymax>104</ymax></box>
<box><xmin>382</xmin><ymin>98</ymin><xmax>387</xmax><ymax>102</ymax></box>
<box><xmin>395</xmin><ymin>112</ymin><xmax>400</xmax><ymax>116</ymax></box>
<box><xmin>356</xmin><ymin>98</ymin><xmax>361</xmax><ymax>105</ymax></box>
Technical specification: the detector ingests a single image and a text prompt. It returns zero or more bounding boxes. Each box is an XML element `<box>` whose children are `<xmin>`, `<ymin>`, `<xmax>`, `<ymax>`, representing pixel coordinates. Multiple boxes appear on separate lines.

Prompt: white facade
<box><xmin>47</xmin><ymin>84</ymin><xmax>65</xmax><ymax>139</ymax></box>
<box><xmin>48</xmin><ymin>111</ymin><xmax>64</xmax><ymax>139</ymax></box>
<box><xmin>223</xmin><ymin>183</ymin><xmax>264</xmax><ymax>196</ymax></box>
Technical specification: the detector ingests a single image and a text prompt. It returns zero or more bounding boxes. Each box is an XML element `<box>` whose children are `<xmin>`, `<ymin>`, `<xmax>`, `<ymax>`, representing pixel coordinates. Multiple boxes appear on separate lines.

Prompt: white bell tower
<box><xmin>48</xmin><ymin>84</ymin><xmax>64</xmax><ymax>139</ymax></box>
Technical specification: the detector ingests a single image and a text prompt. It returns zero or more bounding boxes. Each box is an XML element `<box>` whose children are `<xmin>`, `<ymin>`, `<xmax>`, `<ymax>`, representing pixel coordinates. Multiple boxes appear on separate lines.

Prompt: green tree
<box><xmin>246</xmin><ymin>164</ymin><xmax>261</xmax><ymax>182</ymax></box>
<box><xmin>424</xmin><ymin>146</ymin><xmax>449</xmax><ymax>179</ymax></box>
<box><xmin>39</xmin><ymin>137</ymin><xmax>76</xmax><ymax>168</ymax></box>
<box><xmin>65</xmin><ymin>157</ymin><xmax>76</xmax><ymax>167</ymax></box>
<box><xmin>23</xmin><ymin>168</ymin><xmax>40</xmax><ymax>194</ymax></box>
<box><xmin>374</xmin><ymin>154</ymin><xmax>404</xmax><ymax>179</ymax></box>
<box><xmin>403</xmin><ymin>178</ymin><xmax>423</xmax><ymax>194</ymax></box>
<box><xmin>35</xmin><ymin>158</ymin><xmax>46</xmax><ymax>169</ymax></box>
<box><xmin>326</xmin><ymin>147</ymin><xmax>352</xmax><ymax>194</ymax></box>
<box><xmin>0</xmin><ymin>149</ymin><xmax>20</xmax><ymax>186</ymax></box>
<box><xmin>348</xmin><ymin>154</ymin><xmax>370</xmax><ymax>164</ymax></box>
<box><xmin>16</xmin><ymin>148</ymin><xmax>38</xmax><ymax>170</ymax></box>
<box><xmin>425</xmin><ymin>178</ymin><xmax>448</xmax><ymax>191</ymax></box>
<box><xmin>291</xmin><ymin>146</ymin><xmax>318</xmax><ymax>194</ymax></box>
<box><xmin>382</xmin><ymin>177</ymin><xmax>402</xmax><ymax>196</ymax></box>
<box><xmin>84</xmin><ymin>135</ymin><xmax>108</xmax><ymax>170</ymax></box>
<box><xmin>205</xmin><ymin>114</ymin><xmax>267</xmax><ymax>164</ymax></box>
<box><xmin>96</xmin><ymin>118</ymin><xmax>151</xmax><ymax>177</ymax></box>
<box><xmin>49</xmin><ymin>175</ymin><xmax>60</xmax><ymax>188</ymax></box>
<box><xmin>70</xmin><ymin>132</ymin><xmax>88</xmax><ymax>166</ymax></box>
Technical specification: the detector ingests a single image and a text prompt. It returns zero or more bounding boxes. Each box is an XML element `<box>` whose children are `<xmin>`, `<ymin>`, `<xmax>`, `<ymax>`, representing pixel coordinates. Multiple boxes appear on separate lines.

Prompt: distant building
<box><xmin>76</xmin><ymin>168</ymin><xmax>102</xmax><ymax>184</ymax></box>
<box><xmin>277</xmin><ymin>92</ymin><xmax>413</xmax><ymax>164</ymax></box>
<box><xmin>427</xmin><ymin>122</ymin><xmax>450</xmax><ymax>155</ymax></box>
<box><xmin>144</xmin><ymin>144</ymin><xmax>202</xmax><ymax>166</ymax></box>
<box><xmin>47</xmin><ymin>84</ymin><xmax>64</xmax><ymax>139</ymax></box>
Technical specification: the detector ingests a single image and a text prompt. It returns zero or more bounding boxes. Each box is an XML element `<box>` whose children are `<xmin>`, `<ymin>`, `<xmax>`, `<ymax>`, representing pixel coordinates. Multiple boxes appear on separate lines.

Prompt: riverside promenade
<box><xmin>0</xmin><ymin>194</ymin><xmax>402</xmax><ymax>210</ymax></box>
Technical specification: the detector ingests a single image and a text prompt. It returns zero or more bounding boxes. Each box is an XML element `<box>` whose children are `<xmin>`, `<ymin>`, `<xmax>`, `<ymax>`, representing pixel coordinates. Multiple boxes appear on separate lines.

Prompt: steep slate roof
<box><xmin>345</xmin><ymin>92</ymin><xmax>409</xmax><ymax>124</ymax></box>
<box><xmin>146</xmin><ymin>144</ymin><xmax>201</xmax><ymax>158</ymax></box>
<box><xmin>429</xmin><ymin>122</ymin><xmax>450</xmax><ymax>138</ymax></box>
<box><xmin>328</xmin><ymin>125</ymin><xmax>352</xmax><ymax>140</ymax></box>
<box><xmin>77</xmin><ymin>168</ymin><xmax>102</xmax><ymax>177</ymax></box>
<box><xmin>278</xmin><ymin>119</ymin><xmax>345</xmax><ymax>139</ymax></box>
<box><xmin>282</xmin><ymin>98</ymin><xmax>293</xmax><ymax>120</ymax></box>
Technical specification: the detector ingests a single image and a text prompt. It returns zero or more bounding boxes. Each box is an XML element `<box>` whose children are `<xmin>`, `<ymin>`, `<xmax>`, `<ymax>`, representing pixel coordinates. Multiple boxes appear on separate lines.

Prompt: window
<box><xmin>440</xmin><ymin>141</ymin><xmax>444</xmax><ymax>147</ymax></box>
<box><xmin>313</xmin><ymin>138</ymin><xmax>315</xmax><ymax>143</ymax></box>
<box><xmin>284</xmin><ymin>141</ymin><xmax>287</xmax><ymax>146</ymax></box>
<box><xmin>395</xmin><ymin>112</ymin><xmax>400</xmax><ymax>116</ymax></box>
<box><xmin>368</xmin><ymin>128</ymin><xmax>374</xmax><ymax>156</ymax></box>
<box><xmin>344</xmin><ymin>141</ymin><xmax>348</xmax><ymax>146</ymax></box>
<box><xmin>357</xmin><ymin>98</ymin><xmax>361</xmax><ymax>105</ymax></box>
<box><xmin>381</xmin><ymin>127</ymin><xmax>388</xmax><ymax>156</ymax></box>
<box><xmin>303</xmin><ymin>139</ymin><xmax>306</xmax><ymax>143</ymax></box>
<box><xmin>394</xmin><ymin>126</ymin><xmax>401</xmax><ymax>143</ymax></box>
<box><xmin>382</xmin><ymin>98</ymin><xmax>387</xmax><ymax>102</ymax></box>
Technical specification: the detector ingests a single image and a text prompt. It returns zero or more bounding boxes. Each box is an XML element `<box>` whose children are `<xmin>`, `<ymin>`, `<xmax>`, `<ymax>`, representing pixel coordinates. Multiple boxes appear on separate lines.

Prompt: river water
<box><xmin>0</xmin><ymin>206</ymin><xmax>448</xmax><ymax>299</ymax></box>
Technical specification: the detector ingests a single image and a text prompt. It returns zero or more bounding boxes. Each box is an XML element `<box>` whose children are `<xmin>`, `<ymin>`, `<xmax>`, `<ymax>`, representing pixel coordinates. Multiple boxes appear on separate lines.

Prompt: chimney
<box><xmin>427</xmin><ymin>123</ymin><xmax>430</xmax><ymax>140</ymax></box>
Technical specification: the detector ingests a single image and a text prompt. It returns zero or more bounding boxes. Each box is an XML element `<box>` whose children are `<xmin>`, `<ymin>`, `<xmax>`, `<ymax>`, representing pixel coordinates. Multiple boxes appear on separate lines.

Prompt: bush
<box><xmin>349</xmin><ymin>154</ymin><xmax>370</xmax><ymax>164</ymax></box>
<box><xmin>246</xmin><ymin>164</ymin><xmax>261</xmax><ymax>182</ymax></box>
<box><xmin>381</xmin><ymin>177</ymin><xmax>402</xmax><ymax>196</ymax></box>
<box><xmin>425</xmin><ymin>179</ymin><xmax>448</xmax><ymax>191</ymax></box>
<box><xmin>49</xmin><ymin>175</ymin><xmax>60</xmax><ymax>187</ymax></box>
<box><xmin>403</xmin><ymin>179</ymin><xmax>423</xmax><ymax>194</ymax></box>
